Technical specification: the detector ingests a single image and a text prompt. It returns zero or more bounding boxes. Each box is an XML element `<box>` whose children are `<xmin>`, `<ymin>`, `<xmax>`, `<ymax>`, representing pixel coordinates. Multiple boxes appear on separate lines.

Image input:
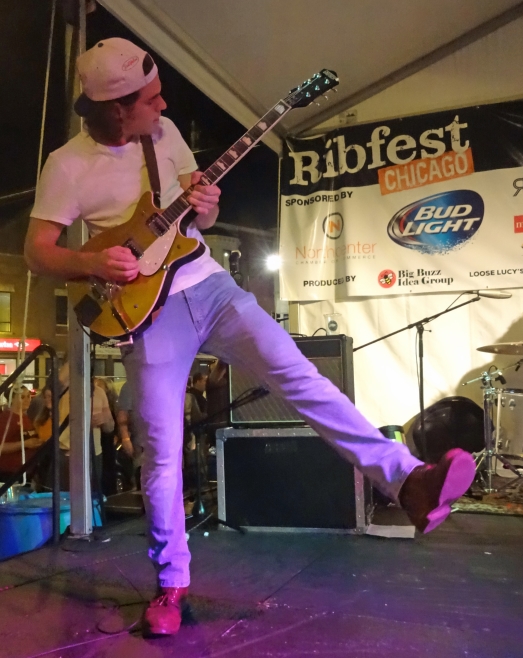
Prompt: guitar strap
<box><xmin>140</xmin><ymin>134</ymin><xmax>161</xmax><ymax>207</ymax></box>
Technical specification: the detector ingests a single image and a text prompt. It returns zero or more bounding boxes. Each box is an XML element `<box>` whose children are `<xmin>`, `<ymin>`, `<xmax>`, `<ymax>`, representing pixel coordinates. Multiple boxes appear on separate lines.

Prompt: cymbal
<box><xmin>477</xmin><ymin>342</ymin><xmax>523</xmax><ymax>355</ymax></box>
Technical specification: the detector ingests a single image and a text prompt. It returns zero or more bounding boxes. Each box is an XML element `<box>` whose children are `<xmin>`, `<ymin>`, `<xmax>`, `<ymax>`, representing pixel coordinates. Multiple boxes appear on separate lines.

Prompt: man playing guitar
<box><xmin>24</xmin><ymin>38</ymin><xmax>475</xmax><ymax>638</ymax></box>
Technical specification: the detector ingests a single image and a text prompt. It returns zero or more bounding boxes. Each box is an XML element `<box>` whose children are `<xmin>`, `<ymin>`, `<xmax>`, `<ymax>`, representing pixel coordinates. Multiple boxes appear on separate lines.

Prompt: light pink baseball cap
<box><xmin>75</xmin><ymin>37</ymin><xmax>158</xmax><ymax>111</ymax></box>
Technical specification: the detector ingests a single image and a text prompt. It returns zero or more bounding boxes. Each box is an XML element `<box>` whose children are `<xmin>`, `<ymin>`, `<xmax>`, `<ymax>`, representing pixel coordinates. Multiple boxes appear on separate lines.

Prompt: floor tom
<box><xmin>495</xmin><ymin>388</ymin><xmax>523</xmax><ymax>468</ymax></box>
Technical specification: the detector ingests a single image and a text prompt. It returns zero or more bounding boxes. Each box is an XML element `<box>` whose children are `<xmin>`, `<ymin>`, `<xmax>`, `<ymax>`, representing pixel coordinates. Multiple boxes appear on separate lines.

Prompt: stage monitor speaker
<box><xmin>216</xmin><ymin>427</ymin><xmax>371</xmax><ymax>532</ymax></box>
<box><xmin>229</xmin><ymin>334</ymin><xmax>354</xmax><ymax>427</ymax></box>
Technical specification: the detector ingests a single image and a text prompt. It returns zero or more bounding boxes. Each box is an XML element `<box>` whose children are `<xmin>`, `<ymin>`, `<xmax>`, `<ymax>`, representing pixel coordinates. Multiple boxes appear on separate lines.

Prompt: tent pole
<box><xmin>66</xmin><ymin>0</ymin><xmax>93</xmax><ymax>539</ymax></box>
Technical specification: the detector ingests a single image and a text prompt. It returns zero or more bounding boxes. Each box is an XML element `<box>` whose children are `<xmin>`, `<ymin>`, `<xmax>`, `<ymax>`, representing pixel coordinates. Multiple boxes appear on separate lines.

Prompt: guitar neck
<box><xmin>159</xmin><ymin>100</ymin><xmax>292</xmax><ymax>227</ymax></box>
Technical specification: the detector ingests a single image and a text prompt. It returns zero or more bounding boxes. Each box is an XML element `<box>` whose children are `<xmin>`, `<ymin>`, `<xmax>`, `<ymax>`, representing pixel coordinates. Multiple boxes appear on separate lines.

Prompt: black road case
<box><xmin>216</xmin><ymin>427</ymin><xmax>372</xmax><ymax>532</ymax></box>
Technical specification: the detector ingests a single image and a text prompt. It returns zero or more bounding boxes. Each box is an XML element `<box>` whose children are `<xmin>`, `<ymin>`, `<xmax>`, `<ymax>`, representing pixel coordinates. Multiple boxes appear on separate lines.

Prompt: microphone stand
<box><xmin>353</xmin><ymin>295</ymin><xmax>481</xmax><ymax>461</ymax></box>
<box><xmin>186</xmin><ymin>386</ymin><xmax>269</xmax><ymax>533</ymax></box>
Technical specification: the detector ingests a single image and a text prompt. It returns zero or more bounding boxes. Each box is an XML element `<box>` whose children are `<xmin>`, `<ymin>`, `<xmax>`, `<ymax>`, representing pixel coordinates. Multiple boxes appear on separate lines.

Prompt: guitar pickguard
<box><xmin>139</xmin><ymin>223</ymin><xmax>178</xmax><ymax>276</ymax></box>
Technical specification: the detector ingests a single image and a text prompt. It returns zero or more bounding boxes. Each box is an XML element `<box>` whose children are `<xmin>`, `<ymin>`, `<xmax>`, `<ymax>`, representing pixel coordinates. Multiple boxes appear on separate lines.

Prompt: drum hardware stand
<box><xmin>355</xmin><ymin>294</ymin><xmax>481</xmax><ymax>461</ymax></box>
<box><xmin>463</xmin><ymin>359</ymin><xmax>523</xmax><ymax>493</ymax></box>
<box><xmin>474</xmin><ymin>370</ymin><xmax>500</xmax><ymax>493</ymax></box>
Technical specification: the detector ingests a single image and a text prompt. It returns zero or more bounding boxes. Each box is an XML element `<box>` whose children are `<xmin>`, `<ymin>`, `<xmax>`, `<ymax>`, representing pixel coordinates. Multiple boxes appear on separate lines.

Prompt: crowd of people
<box><xmin>0</xmin><ymin>377</ymin><xmax>122</xmax><ymax>493</ymax></box>
<box><xmin>0</xmin><ymin>365</ymin><xmax>225</xmax><ymax>497</ymax></box>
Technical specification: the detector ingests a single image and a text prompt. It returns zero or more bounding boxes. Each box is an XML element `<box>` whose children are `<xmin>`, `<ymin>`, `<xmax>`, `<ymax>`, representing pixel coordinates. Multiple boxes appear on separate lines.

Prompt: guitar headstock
<box><xmin>285</xmin><ymin>69</ymin><xmax>339</xmax><ymax>108</ymax></box>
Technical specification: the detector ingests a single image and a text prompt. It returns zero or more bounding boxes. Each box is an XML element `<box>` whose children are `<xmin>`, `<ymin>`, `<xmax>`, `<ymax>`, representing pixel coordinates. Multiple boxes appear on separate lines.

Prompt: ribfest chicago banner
<box><xmin>279</xmin><ymin>100</ymin><xmax>523</xmax><ymax>300</ymax></box>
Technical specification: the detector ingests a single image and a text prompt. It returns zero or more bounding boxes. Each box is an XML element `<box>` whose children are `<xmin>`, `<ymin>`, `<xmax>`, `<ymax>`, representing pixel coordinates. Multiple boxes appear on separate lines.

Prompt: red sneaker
<box><xmin>142</xmin><ymin>586</ymin><xmax>188</xmax><ymax>637</ymax></box>
<box><xmin>399</xmin><ymin>449</ymin><xmax>475</xmax><ymax>533</ymax></box>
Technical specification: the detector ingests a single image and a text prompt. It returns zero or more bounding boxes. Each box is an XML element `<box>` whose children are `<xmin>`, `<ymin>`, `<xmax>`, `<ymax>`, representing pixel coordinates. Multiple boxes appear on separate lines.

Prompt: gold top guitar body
<box><xmin>68</xmin><ymin>192</ymin><xmax>203</xmax><ymax>339</ymax></box>
<box><xmin>67</xmin><ymin>69</ymin><xmax>339</xmax><ymax>340</ymax></box>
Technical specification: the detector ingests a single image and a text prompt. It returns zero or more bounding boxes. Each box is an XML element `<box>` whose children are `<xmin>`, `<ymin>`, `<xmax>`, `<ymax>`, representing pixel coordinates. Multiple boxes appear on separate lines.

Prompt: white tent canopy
<box><xmin>100</xmin><ymin>0</ymin><xmax>523</xmax><ymax>153</ymax></box>
<box><xmin>97</xmin><ymin>0</ymin><xmax>523</xmax><ymax>432</ymax></box>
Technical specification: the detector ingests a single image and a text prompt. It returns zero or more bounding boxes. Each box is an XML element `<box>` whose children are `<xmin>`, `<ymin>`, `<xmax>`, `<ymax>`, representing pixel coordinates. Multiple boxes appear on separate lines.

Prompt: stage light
<box><xmin>266</xmin><ymin>254</ymin><xmax>281</xmax><ymax>271</ymax></box>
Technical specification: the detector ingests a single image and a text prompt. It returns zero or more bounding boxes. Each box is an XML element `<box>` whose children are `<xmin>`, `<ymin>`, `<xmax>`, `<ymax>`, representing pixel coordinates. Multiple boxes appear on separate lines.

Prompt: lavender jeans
<box><xmin>122</xmin><ymin>271</ymin><xmax>422</xmax><ymax>588</ymax></box>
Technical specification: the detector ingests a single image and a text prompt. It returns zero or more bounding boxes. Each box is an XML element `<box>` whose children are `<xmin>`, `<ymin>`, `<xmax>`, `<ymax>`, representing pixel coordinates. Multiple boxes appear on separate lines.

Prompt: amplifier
<box><xmin>229</xmin><ymin>334</ymin><xmax>354</xmax><ymax>426</ymax></box>
<box><xmin>216</xmin><ymin>427</ymin><xmax>372</xmax><ymax>532</ymax></box>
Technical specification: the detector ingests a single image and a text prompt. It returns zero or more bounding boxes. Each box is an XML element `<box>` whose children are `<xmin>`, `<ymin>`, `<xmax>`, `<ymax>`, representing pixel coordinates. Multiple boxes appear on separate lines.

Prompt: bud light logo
<box><xmin>387</xmin><ymin>190</ymin><xmax>484</xmax><ymax>254</ymax></box>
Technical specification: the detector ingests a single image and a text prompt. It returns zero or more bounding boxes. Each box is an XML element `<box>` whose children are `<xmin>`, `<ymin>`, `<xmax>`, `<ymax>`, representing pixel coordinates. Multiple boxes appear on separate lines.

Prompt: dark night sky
<box><xmin>0</xmin><ymin>1</ymin><xmax>279</xmax><ymax>252</ymax></box>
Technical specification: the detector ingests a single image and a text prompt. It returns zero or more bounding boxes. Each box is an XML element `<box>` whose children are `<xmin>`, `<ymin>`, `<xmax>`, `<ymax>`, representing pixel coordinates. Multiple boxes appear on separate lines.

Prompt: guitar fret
<box><xmin>248</xmin><ymin>125</ymin><xmax>264</xmax><ymax>141</ymax></box>
<box><xmin>220</xmin><ymin>152</ymin><xmax>236</xmax><ymax>167</ymax></box>
<box><xmin>173</xmin><ymin>197</ymin><xmax>191</xmax><ymax>213</ymax></box>
<box><xmin>203</xmin><ymin>167</ymin><xmax>221</xmax><ymax>184</ymax></box>
<box><xmin>162</xmin><ymin>197</ymin><xmax>190</xmax><ymax>226</ymax></box>
<box><xmin>161</xmin><ymin>207</ymin><xmax>175</xmax><ymax>225</ymax></box>
<box><xmin>156</xmin><ymin>215</ymin><xmax>170</xmax><ymax>231</ymax></box>
<box><xmin>209</xmin><ymin>162</ymin><xmax>225</xmax><ymax>178</ymax></box>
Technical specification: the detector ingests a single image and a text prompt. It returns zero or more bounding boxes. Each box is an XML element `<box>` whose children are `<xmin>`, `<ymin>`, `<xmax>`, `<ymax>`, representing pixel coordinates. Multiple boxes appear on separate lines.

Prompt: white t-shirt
<box><xmin>31</xmin><ymin>116</ymin><xmax>224</xmax><ymax>295</ymax></box>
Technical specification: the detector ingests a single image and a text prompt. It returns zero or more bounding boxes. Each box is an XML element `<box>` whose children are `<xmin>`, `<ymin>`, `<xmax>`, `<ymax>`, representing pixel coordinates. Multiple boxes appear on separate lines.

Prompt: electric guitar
<box><xmin>68</xmin><ymin>69</ymin><xmax>339</xmax><ymax>339</ymax></box>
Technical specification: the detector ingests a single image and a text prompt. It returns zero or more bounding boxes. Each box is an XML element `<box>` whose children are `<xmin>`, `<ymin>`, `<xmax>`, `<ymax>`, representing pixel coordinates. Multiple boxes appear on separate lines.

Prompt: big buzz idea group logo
<box><xmin>378</xmin><ymin>269</ymin><xmax>397</xmax><ymax>288</ymax></box>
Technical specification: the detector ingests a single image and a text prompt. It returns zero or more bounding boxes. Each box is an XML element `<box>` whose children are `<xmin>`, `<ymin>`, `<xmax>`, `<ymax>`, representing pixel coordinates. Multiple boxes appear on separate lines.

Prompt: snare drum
<box><xmin>496</xmin><ymin>388</ymin><xmax>523</xmax><ymax>458</ymax></box>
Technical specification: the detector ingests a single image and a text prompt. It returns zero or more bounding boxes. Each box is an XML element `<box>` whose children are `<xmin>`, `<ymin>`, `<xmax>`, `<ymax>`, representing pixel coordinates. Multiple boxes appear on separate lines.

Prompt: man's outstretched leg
<box><xmin>198</xmin><ymin>273</ymin><xmax>475</xmax><ymax>533</ymax></box>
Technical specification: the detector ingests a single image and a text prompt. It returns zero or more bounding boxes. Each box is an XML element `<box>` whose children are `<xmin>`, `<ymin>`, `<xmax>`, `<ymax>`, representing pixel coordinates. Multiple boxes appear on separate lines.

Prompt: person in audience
<box><xmin>49</xmin><ymin>365</ymin><xmax>113</xmax><ymax>491</ymax></box>
<box><xmin>184</xmin><ymin>372</ymin><xmax>209</xmax><ymax>494</ymax></box>
<box><xmin>116</xmin><ymin>380</ymin><xmax>143</xmax><ymax>490</ymax></box>
<box><xmin>205</xmin><ymin>359</ymin><xmax>229</xmax><ymax>446</ymax></box>
<box><xmin>0</xmin><ymin>385</ymin><xmax>41</xmax><ymax>482</ymax></box>
<box><xmin>94</xmin><ymin>378</ymin><xmax>119</xmax><ymax>496</ymax></box>
<box><xmin>91</xmin><ymin>381</ymin><xmax>115</xmax><ymax>493</ymax></box>
<box><xmin>188</xmin><ymin>373</ymin><xmax>208</xmax><ymax>418</ymax></box>
<box><xmin>33</xmin><ymin>386</ymin><xmax>53</xmax><ymax>442</ymax></box>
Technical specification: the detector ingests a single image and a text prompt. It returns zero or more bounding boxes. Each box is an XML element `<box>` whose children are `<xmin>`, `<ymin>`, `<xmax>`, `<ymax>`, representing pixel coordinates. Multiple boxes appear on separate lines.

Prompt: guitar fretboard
<box><xmin>158</xmin><ymin>100</ymin><xmax>292</xmax><ymax>229</ymax></box>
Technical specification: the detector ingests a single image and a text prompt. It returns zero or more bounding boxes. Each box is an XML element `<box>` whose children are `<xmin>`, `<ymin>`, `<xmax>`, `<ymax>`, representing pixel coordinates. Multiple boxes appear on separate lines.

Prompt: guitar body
<box><xmin>68</xmin><ymin>192</ymin><xmax>204</xmax><ymax>338</ymax></box>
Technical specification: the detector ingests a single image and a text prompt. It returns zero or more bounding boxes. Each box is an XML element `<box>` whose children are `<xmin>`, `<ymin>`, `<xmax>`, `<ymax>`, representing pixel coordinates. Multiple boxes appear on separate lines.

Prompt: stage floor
<box><xmin>0</xmin><ymin>509</ymin><xmax>522</xmax><ymax>657</ymax></box>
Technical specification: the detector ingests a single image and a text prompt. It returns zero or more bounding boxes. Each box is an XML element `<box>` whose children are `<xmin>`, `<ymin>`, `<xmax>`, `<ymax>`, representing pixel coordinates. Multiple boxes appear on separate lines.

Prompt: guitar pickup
<box><xmin>123</xmin><ymin>238</ymin><xmax>144</xmax><ymax>259</ymax></box>
<box><xmin>147</xmin><ymin>213</ymin><xmax>170</xmax><ymax>237</ymax></box>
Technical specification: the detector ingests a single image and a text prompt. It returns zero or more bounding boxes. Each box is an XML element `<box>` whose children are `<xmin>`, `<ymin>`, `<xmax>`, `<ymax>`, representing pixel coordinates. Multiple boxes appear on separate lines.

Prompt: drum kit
<box><xmin>464</xmin><ymin>342</ymin><xmax>523</xmax><ymax>493</ymax></box>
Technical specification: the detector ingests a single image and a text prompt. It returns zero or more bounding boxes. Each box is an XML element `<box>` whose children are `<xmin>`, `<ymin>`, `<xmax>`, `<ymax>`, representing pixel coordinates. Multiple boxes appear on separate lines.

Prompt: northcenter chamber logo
<box><xmin>322</xmin><ymin>213</ymin><xmax>344</xmax><ymax>239</ymax></box>
<box><xmin>387</xmin><ymin>190</ymin><xmax>484</xmax><ymax>254</ymax></box>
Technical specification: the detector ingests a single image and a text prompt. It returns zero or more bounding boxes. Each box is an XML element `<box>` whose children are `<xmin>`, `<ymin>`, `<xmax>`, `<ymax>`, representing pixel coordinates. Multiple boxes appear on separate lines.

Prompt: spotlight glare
<box><xmin>266</xmin><ymin>254</ymin><xmax>281</xmax><ymax>271</ymax></box>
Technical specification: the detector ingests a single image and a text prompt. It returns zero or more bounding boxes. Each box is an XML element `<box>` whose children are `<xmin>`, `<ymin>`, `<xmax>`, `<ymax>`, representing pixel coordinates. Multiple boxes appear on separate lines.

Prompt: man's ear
<box><xmin>113</xmin><ymin>102</ymin><xmax>126</xmax><ymax>121</ymax></box>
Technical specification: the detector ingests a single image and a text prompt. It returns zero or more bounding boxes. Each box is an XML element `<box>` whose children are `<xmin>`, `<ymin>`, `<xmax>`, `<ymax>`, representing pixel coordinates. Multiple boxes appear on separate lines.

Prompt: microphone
<box><xmin>470</xmin><ymin>290</ymin><xmax>512</xmax><ymax>299</ymax></box>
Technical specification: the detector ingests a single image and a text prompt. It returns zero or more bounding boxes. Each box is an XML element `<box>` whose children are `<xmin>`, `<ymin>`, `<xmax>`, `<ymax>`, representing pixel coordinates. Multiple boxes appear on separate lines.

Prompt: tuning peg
<box><xmin>332</xmin><ymin>88</ymin><xmax>338</xmax><ymax>92</ymax></box>
<box><xmin>323</xmin><ymin>95</ymin><xmax>329</xmax><ymax>100</ymax></box>
<box><xmin>315</xmin><ymin>102</ymin><xmax>321</xmax><ymax>106</ymax></box>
